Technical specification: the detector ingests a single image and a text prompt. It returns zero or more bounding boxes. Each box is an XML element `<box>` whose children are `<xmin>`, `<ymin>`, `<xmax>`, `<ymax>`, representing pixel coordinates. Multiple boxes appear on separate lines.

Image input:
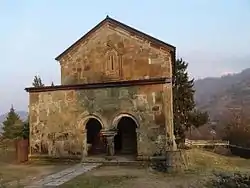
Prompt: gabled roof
<box><xmin>55</xmin><ymin>16</ymin><xmax>176</xmax><ymax>61</ymax></box>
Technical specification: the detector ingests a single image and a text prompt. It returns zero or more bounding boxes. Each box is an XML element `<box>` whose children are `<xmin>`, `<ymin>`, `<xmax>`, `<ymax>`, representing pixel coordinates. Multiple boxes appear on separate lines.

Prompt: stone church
<box><xmin>25</xmin><ymin>16</ymin><xmax>176</xmax><ymax>160</ymax></box>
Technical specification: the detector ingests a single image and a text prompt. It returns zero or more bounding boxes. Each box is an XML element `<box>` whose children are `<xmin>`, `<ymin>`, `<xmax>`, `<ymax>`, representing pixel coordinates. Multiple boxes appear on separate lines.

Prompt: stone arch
<box><xmin>112</xmin><ymin>113</ymin><xmax>139</xmax><ymax>155</ymax></box>
<box><xmin>112</xmin><ymin>113</ymin><xmax>140</xmax><ymax>130</ymax></box>
<box><xmin>78</xmin><ymin>114</ymin><xmax>105</xmax><ymax>132</ymax></box>
<box><xmin>79</xmin><ymin>114</ymin><xmax>106</xmax><ymax>155</ymax></box>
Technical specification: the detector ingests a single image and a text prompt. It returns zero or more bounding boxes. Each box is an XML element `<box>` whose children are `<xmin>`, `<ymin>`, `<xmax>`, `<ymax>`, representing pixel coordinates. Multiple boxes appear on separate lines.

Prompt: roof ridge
<box><xmin>55</xmin><ymin>16</ymin><xmax>175</xmax><ymax>61</ymax></box>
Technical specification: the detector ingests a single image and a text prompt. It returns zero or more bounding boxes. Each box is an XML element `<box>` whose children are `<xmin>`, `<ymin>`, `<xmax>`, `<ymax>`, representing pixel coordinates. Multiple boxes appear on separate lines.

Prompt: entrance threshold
<box><xmin>81</xmin><ymin>155</ymin><xmax>142</xmax><ymax>164</ymax></box>
<box><xmin>81</xmin><ymin>155</ymin><xmax>148</xmax><ymax>167</ymax></box>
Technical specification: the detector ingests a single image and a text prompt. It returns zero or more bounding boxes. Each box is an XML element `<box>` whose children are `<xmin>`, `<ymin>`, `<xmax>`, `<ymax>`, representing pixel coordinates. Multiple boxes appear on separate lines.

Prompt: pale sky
<box><xmin>1</xmin><ymin>0</ymin><xmax>250</xmax><ymax>113</ymax></box>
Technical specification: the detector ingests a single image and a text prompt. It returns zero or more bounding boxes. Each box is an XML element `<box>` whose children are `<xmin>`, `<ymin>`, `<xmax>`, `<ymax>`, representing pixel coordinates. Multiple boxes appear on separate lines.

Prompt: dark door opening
<box><xmin>114</xmin><ymin>117</ymin><xmax>137</xmax><ymax>155</ymax></box>
<box><xmin>86</xmin><ymin>118</ymin><xmax>105</xmax><ymax>155</ymax></box>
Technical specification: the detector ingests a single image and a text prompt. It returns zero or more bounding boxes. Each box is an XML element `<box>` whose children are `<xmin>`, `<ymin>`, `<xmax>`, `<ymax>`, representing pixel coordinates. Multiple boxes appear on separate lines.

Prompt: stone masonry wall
<box><xmin>58</xmin><ymin>23</ymin><xmax>172</xmax><ymax>85</ymax></box>
<box><xmin>29</xmin><ymin>83</ymin><xmax>172</xmax><ymax>158</ymax></box>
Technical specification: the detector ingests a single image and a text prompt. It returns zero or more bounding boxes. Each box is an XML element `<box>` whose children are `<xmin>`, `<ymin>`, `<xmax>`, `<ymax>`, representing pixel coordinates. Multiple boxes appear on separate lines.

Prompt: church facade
<box><xmin>25</xmin><ymin>16</ymin><xmax>176</xmax><ymax>160</ymax></box>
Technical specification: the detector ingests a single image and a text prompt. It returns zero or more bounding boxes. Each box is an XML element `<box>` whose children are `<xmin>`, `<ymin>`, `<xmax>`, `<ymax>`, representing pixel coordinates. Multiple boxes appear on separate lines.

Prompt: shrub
<box><xmin>213</xmin><ymin>146</ymin><xmax>232</xmax><ymax>156</ymax></box>
<box><xmin>206</xmin><ymin>172</ymin><xmax>250</xmax><ymax>188</ymax></box>
<box><xmin>150</xmin><ymin>153</ymin><xmax>168</xmax><ymax>172</ymax></box>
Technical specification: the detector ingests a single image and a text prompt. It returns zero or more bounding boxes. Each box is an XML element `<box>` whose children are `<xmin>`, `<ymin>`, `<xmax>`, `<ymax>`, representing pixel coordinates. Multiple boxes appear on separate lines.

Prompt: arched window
<box><xmin>108</xmin><ymin>54</ymin><xmax>115</xmax><ymax>71</ymax></box>
<box><xmin>106</xmin><ymin>49</ymin><xmax>118</xmax><ymax>74</ymax></box>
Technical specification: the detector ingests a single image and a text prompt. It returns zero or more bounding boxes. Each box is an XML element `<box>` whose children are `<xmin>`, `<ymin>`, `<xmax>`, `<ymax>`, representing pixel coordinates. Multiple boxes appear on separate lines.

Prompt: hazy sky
<box><xmin>1</xmin><ymin>0</ymin><xmax>250</xmax><ymax>113</ymax></box>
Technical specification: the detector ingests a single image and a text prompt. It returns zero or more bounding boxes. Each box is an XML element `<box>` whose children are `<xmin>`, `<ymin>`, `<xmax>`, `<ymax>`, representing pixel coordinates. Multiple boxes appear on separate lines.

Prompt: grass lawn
<box><xmin>59</xmin><ymin>149</ymin><xmax>250</xmax><ymax>188</ymax></box>
<box><xmin>2</xmin><ymin>143</ymin><xmax>250</xmax><ymax>188</ymax></box>
<box><xmin>60</xmin><ymin>175</ymin><xmax>136</xmax><ymax>188</ymax></box>
<box><xmin>59</xmin><ymin>166</ymin><xmax>207</xmax><ymax>188</ymax></box>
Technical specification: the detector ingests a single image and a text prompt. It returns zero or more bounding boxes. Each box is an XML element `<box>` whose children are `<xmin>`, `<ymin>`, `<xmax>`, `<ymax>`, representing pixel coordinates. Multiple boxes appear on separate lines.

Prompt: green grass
<box><xmin>59</xmin><ymin>175</ymin><xmax>135</xmax><ymax>188</ymax></box>
<box><xmin>2</xmin><ymin>144</ymin><xmax>249</xmax><ymax>187</ymax></box>
<box><xmin>186</xmin><ymin>148</ymin><xmax>250</xmax><ymax>172</ymax></box>
<box><xmin>58</xmin><ymin>149</ymin><xmax>250</xmax><ymax>188</ymax></box>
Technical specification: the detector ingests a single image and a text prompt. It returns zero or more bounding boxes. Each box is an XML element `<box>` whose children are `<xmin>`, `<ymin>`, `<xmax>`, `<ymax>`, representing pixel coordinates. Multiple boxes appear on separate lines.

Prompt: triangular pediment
<box><xmin>55</xmin><ymin>16</ymin><xmax>175</xmax><ymax>61</ymax></box>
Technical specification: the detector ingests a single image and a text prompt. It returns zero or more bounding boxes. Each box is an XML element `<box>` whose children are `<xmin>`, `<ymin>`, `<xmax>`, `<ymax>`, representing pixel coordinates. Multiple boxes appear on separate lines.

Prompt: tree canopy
<box><xmin>2</xmin><ymin>105</ymin><xmax>23</xmax><ymax>139</ymax></box>
<box><xmin>32</xmin><ymin>75</ymin><xmax>44</xmax><ymax>87</ymax></box>
<box><xmin>173</xmin><ymin>58</ymin><xmax>209</xmax><ymax>143</ymax></box>
<box><xmin>22</xmin><ymin>115</ymin><xmax>29</xmax><ymax>139</ymax></box>
<box><xmin>221</xmin><ymin>108</ymin><xmax>250</xmax><ymax>148</ymax></box>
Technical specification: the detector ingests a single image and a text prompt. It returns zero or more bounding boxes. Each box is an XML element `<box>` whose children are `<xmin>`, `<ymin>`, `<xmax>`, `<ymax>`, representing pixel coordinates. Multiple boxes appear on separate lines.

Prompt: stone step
<box><xmin>102</xmin><ymin>161</ymin><xmax>149</xmax><ymax>167</ymax></box>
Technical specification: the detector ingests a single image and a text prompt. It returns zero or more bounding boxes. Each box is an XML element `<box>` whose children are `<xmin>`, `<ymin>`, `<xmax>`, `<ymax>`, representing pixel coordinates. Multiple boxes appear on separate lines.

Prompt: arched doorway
<box><xmin>85</xmin><ymin>118</ymin><xmax>105</xmax><ymax>155</ymax></box>
<box><xmin>114</xmin><ymin>117</ymin><xmax>138</xmax><ymax>155</ymax></box>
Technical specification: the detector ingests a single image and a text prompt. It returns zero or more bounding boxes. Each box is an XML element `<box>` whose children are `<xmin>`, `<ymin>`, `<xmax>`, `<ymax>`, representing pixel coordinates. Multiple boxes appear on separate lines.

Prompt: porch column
<box><xmin>136</xmin><ymin>128</ymin><xmax>142</xmax><ymax>159</ymax></box>
<box><xmin>82</xmin><ymin>130</ymin><xmax>88</xmax><ymax>157</ymax></box>
<box><xmin>106</xmin><ymin>136</ymin><xmax>115</xmax><ymax>156</ymax></box>
<box><xmin>101</xmin><ymin>130</ymin><xmax>117</xmax><ymax>156</ymax></box>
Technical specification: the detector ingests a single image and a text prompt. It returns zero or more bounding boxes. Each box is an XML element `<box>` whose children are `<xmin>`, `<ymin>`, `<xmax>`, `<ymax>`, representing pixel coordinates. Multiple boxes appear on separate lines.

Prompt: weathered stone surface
<box><xmin>58</xmin><ymin>23</ymin><xmax>172</xmax><ymax>85</ymax></box>
<box><xmin>27</xmin><ymin>18</ymin><xmax>174</xmax><ymax>160</ymax></box>
<box><xmin>29</xmin><ymin>84</ymin><xmax>168</xmax><ymax>158</ymax></box>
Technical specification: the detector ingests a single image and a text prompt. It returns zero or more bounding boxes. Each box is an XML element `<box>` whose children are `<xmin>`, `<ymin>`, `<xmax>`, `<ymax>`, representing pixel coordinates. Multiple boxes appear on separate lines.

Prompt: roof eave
<box><xmin>55</xmin><ymin>17</ymin><xmax>108</xmax><ymax>61</ymax></box>
<box><xmin>25</xmin><ymin>77</ymin><xmax>172</xmax><ymax>93</ymax></box>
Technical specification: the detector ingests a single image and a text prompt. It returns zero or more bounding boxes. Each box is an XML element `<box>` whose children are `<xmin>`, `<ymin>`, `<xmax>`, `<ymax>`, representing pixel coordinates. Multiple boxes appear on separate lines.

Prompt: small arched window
<box><xmin>106</xmin><ymin>49</ymin><xmax>118</xmax><ymax>74</ymax></box>
<box><xmin>108</xmin><ymin>54</ymin><xmax>115</xmax><ymax>70</ymax></box>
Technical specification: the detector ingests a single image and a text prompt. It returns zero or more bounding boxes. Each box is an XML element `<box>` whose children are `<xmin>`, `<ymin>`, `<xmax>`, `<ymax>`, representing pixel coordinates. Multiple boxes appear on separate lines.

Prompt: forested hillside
<box><xmin>194</xmin><ymin>68</ymin><xmax>250</xmax><ymax>121</ymax></box>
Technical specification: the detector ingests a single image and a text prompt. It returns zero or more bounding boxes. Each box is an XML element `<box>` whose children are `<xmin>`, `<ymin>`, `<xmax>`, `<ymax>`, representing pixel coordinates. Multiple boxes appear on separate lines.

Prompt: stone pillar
<box><xmin>136</xmin><ymin>128</ymin><xmax>142</xmax><ymax>160</ymax></box>
<box><xmin>106</xmin><ymin>136</ymin><xmax>115</xmax><ymax>156</ymax></box>
<box><xmin>163</xmin><ymin>82</ymin><xmax>176</xmax><ymax>151</ymax></box>
<box><xmin>82</xmin><ymin>131</ymin><xmax>88</xmax><ymax>157</ymax></box>
<box><xmin>100</xmin><ymin>130</ymin><xmax>117</xmax><ymax>156</ymax></box>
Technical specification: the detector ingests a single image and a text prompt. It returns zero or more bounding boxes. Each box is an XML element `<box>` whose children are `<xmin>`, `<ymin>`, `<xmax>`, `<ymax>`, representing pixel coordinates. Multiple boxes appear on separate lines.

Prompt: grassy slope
<box><xmin>60</xmin><ymin>149</ymin><xmax>250</xmax><ymax>188</ymax></box>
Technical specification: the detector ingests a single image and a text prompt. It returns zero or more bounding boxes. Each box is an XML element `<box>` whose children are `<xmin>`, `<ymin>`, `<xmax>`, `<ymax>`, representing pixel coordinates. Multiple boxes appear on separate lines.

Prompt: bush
<box><xmin>220</xmin><ymin>109</ymin><xmax>250</xmax><ymax>149</ymax></box>
<box><xmin>213</xmin><ymin>146</ymin><xmax>232</xmax><ymax>156</ymax></box>
<box><xmin>206</xmin><ymin>172</ymin><xmax>250</xmax><ymax>188</ymax></box>
<box><xmin>149</xmin><ymin>153</ymin><xmax>168</xmax><ymax>172</ymax></box>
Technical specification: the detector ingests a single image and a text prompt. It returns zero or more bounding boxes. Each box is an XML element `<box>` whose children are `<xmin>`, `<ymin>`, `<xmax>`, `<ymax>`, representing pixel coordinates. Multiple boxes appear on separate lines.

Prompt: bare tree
<box><xmin>221</xmin><ymin>107</ymin><xmax>250</xmax><ymax>148</ymax></box>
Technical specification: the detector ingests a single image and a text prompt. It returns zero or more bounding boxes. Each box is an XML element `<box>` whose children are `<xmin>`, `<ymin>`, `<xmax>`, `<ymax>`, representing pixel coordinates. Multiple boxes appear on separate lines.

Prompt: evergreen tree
<box><xmin>173</xmin><ymin>58</ymin><xmax>208</xmax><ymax>143</ymax></box>
<box><xmin>32</xmin><ymin>75</ymin><xmax>44</xmax><ymax>87</ymax></box>
<box><xmin>189</xmin><ymin>109</ymin><xmax>209</xmax><ymax>129</ymax></box>
<box><xmin>22</xmin><ymin>116</ymin><xmax>29</xmax><ymax>139</ymax></box>
<box><xmin>51</xmin><ymin>81</ymin><xmax>54</xmax><ymax>86</ymax></box>
<box><xmin>22</xmin><ymin>121</ymin><xmax>29</xmax><ymax>139</ymax></box>
<box><xmin>2</xmin><ymin>105</ymin><xmax>23</xmax><ymax>139</ymax></box>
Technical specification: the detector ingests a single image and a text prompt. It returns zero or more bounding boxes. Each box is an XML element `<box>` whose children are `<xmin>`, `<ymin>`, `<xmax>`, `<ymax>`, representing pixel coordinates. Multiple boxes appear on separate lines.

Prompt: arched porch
<box><xmin>81</xmin><ymin>115</ymin><xmax>106</xmax><ymax>156</ymax></box>
<box><xmin>112</xmin><ymin>113</ymin><xmax>139</xmax><ymax>156</ymax></box>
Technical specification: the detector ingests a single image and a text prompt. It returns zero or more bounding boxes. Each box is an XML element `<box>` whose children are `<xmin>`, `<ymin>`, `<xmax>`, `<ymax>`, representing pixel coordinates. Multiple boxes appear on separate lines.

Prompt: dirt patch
<box><xmin>0</xmin><ymin>162</ymin><xmax>71</xmax><ymax>187</ymax></box>
<box><xmin>0</xmin><ymin>141</ymin><xmax>75</xmax><ymax>186</ymax></box>
<box><xmin>0</xmin><ymin>148</ymin><xmax>72</xmax><ymax>187</ymax></box>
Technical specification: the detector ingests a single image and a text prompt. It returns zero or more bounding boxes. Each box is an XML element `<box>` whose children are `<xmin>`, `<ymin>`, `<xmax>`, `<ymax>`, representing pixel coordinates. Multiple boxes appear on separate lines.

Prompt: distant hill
<box><xmin>0</xmin><ymin>111</ymin><xmax>28</xmax><ymax>133</ymax></box>
<box><xmin>194</xmin><ymin>68</ymin><xmax>250</xmax><ymax>121</ymax></box>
